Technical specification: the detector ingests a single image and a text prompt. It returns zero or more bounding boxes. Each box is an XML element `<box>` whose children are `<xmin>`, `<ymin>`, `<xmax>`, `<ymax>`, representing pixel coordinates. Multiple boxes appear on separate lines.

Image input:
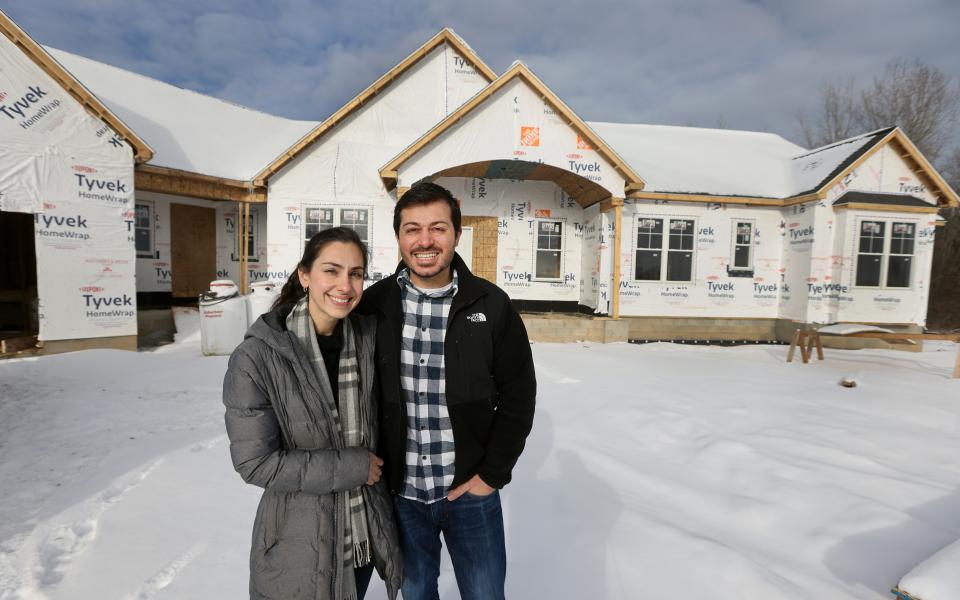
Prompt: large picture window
<box><xmin>534</xmin><ymin>220</ymin><xmax>563</xmax><ymax>281</ymax></box>
<box><xmin>635</xmin><ymin>217</ymin><xmax>695</xmax><ymax>282</ymax></box>
<box><xmin>855</xmin><ymin>219</ymin><xmax>914</xmax><ymax>288</ymax></box>
<box><xmin>304</xmin><ymin>206</ymin><xmax>370</xmax><ymax>247</ymax></box>
<box><xmin>134</xmin><ymin>201</ymin><xmax>154</xmax><ymax>259</ymax></box>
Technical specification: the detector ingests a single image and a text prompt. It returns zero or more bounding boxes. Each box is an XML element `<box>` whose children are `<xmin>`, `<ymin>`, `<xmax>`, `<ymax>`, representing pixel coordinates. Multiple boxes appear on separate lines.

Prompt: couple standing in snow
<box><xmin>222</xmin><ymin>182</ymin><xmax>538</xmax><ymax>600</ymax></box>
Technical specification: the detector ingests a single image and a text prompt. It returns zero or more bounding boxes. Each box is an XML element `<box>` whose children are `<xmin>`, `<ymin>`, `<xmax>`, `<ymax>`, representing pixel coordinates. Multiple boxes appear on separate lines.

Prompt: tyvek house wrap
<box><xmin>0</xmin><ymin>33</ymin><xmax>137</xmax><ymax>341</ymax></box>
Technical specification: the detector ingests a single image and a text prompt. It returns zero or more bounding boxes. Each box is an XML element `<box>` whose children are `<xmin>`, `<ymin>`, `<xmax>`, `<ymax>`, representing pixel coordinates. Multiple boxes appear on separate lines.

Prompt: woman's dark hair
<box><xmin>393</xmin><ymin>182</ymin><xmax>461</xmax><ymax>235</ymax></box>
<box><xmin>273</xmin><ymin>226</ymin><xmax>369</xmax><ymax>309</ymax></box>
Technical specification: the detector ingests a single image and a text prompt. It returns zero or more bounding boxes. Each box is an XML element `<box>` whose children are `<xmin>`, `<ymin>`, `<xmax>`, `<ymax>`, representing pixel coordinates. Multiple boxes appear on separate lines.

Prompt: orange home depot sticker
<box><xmin>576</xmin><ymin>135</ymin><xmax>592</xmax><ymax>150</ymax></box>
<box><xmin>535</xmin><ymin>209</ymin><xmax>552</xmax><ymax>218</ymax></box>
<box><xmin>520</xmin><ymin>126</ymin><xmax>540</xmax><ymax>147</ymax></box>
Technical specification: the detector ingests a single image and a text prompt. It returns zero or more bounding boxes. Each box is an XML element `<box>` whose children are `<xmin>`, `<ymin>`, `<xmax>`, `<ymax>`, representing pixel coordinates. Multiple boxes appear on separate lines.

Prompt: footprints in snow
<box><xmin>123</xmin><ymin>544</ymin><xmax>206</xmax><ymax>600</ymax></box>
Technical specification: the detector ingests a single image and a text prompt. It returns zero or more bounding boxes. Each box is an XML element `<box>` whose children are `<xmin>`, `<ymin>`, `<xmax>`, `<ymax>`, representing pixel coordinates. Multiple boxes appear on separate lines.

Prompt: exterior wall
<box><xmin>579</xmin><ymin>204</ymin><xmax>602</xmax><ymax>310</ymax></box>
<box><xmin>133</xmin><ymin>191</ymin><xmax>266</xmax><ymax>293</ymax></box>
<box><xmin>617</xmin><ymin>201</ymin><xmax>784</xmax><ymax>318</ymax></box>
<box><xmin>0</xmin><ymin>34</ymin><xmax>137</xmax><ymax>341</ymax></box>
<box><xmin>266</xmin><ymin>42</ymin><xmax>489</xmax><ymax>284</ymax></box>
<box><xmin>438</xmin><ymin>177</ymin><xmax>584</xmax><ymax>302</ymax></box>
<box><xmin>397</xmin><ymin>77</ymin><xmax>627</xmax><ymax>200</ymax></box>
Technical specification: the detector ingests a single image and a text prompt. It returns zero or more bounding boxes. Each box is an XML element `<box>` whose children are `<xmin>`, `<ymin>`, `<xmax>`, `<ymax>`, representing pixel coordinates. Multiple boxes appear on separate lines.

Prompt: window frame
<box><xmin>532</xmin><ymin>218</ymin><xmax>565</xmax><ymax>282</ymax></box>
<box><xmin>134</xmin><ymin>199</ymin><xmax>155</xmax><ymax>259</ymax></box>
<box><xmin>632</xmin><ymin>215</ymin><xmax>697</xmax><ymax>283</ymax></box>
<box><xmin>231</xmin><ymin>207</ymin><xmax>261</xmax><ymax>263</ymax></box>
<box><xmin>729</xmin><ymin>219</ymin><xmax>755</xmax><ymax>272</ymax></box>
<box><xmin>302</xmin><ymin>204</ymin><xmax>372</xmax><ymax>249</ymax></box>
<box><xmin>852</xmin><ymin>217</ymin><xmax>917</xmax><ymax>290</ymax></box>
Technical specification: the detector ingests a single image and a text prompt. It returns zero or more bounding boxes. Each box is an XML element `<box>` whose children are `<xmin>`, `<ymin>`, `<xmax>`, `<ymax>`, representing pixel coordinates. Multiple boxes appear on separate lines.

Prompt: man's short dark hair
<box><xmin>393</xmin><ymin>182</ymin><xmax>462</xmax><ymax>235</ymax></box>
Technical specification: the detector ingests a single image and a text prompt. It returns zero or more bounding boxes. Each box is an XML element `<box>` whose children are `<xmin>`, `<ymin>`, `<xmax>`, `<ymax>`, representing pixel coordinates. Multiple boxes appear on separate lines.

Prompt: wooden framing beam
<box><xmin>599</xmin><ymin>196</ymin><xmax>623</xmax><ymax>213</ymax></box>
<box><xmin>136</xmin><ymin>165</ymin><xmax>265</xmax><ymax>203</ymax></box>
<box><xmin>833</xmin><ymin>203</ymin><xmax>939</xmax><ymax>214</ymax></box>
<box><xmin>240</xmin><ymin>202</ymin><xmax>250</xmax><ymax>294</ymax></box>
<box><xmin>628</xmin><ymin>191</ymin><xmax>784</xmax><ymax>206</ymax></box>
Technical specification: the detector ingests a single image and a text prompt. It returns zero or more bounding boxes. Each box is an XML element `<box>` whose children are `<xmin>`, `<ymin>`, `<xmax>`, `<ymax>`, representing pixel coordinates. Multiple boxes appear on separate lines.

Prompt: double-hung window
<box><xmin>134</xmin><ymin>201</ymin><xmax>154</xmax><ymax>259</ymax></box>
<box><xmin>635</xmin><ymin>217</ymin><xmax>695</xmax><ymax>282</ymax></box>
<box><xmin>304</xmin><ymin>206</ymin><xmax>370</xmax><ymax>248</ymax></box>
<box><xmin>855</xmin><ymin>219</ymin><xmax>915</xmax><ymax>288</ymax></box>
<box><xmin>730</xmin><ymin>220</ymin><xmax>754</xmax><ymax>272</ymax></box>
<box><xmin>232</xmin><ymin>209</ymin><xmax>260</xmax><ymax>263</ymax></box>
<box><xmin>534</xmin><ymin>220</ymin><xmax>563</xmax><ymax>281</ymax></box>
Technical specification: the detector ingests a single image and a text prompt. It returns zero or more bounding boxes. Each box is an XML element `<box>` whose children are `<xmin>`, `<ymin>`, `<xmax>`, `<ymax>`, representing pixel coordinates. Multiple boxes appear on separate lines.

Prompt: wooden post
<box><xmin>600</xmin><ymin>197</ymin><xmax>625</xmax><ymax>319</ymax></box>
<box><xmin>787</xmin><ymin>330</ymin><xmax>800</xmax><ymax>363</ymax></box>
<box><xmin>612</xmin><ymin>200</ymin><xmax>623</xmax><ymax>319</ymax></box>
<box><xmin>954</xmin><ymin>345</ymin><xmax>960</xmax><ymax>379</ymax></box>
<box><xmin>239</xmin><ymin>202</ymin><xmax>250</xmax><ymax>294</ymax></box>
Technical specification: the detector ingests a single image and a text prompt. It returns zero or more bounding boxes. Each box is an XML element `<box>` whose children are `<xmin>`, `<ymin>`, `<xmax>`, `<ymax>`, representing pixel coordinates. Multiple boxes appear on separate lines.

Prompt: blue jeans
<box><xmin>394</xmin><ymin>491</ymin><xmax>506</xmax><ymax>600</ymax></box>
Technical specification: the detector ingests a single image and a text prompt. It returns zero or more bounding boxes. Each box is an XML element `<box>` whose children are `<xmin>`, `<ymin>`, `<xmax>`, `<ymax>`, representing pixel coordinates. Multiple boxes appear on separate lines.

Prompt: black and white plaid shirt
<box><xmin>397</xmin><ymin>268</ymin><xmax>458</xmax><ymax>503</ymax></box>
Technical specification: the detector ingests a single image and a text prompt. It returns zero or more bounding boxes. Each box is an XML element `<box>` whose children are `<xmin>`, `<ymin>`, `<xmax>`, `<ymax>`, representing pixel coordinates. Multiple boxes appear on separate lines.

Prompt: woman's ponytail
<box><xmin>272</xmin><ymin>270</ymin><xmax>305</xmax><ymax>310</ymax></box>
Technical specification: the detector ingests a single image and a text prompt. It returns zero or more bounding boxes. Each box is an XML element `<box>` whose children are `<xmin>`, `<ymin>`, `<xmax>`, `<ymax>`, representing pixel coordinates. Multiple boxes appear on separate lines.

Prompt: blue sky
<box><xmin>5</xmin><ymin>0</ymin><xmax>959</xmax><ymax>153</ymax></box>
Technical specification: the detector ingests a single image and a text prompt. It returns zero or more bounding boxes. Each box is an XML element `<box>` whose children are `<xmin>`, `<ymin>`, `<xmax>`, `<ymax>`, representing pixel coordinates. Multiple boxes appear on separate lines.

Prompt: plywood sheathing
<box><xmin>0</xmin><ymin>9</ymin><xmax>153</xmax><ymax>163</ymax></box>
<box><xmin>253</xmin><ymin>29</ymin><xmax>496</xmax><ymax>187</ymax></box>
<box><xmin>461</xmin><ymin>216</ymin><xmax>498</xmax><ymax>284</ymax></box>
<box><xmin>380</xmin><ymin>62</ymin><xmax>646</xmax><ymax>204</ymax></box>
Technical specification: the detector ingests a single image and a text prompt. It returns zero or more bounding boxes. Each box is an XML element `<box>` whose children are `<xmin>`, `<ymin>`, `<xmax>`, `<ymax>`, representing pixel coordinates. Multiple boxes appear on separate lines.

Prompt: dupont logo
<box><xmin>72</xmin><ymin>165</ymin><xmax>98</xmax><ymax>174</ymax></box>
<box><xmin>576</xmin><ymin>135</ymin><xmax>592</xmax><ymax>150</ymax></box>
<box><xmin>806</xmin><ymin>277</ymin><xmax>818</xmax><ymax>283</ymax></box>
<box><xmin>566</xmin><ymin>153</ymin><xmax>582</xmax><ymax>160</ymax></box>
<box><xmin>43</xmin><ymin>202</ymin><xmax>57</xmax><ymax>210</ymax></box>
<box><xmin>79</xmin><ymin>286</ymin><xmax>105</xmax><ymax>293</ymax></box>
<box><xmin>706</xmin><ymin>275</ymin><xmax>720</xmax><ymax>281</ymax></box>
<box><xmin>520</xmin><ymin>126</ymin><xmax>540</xmax><ymax>147</ymax></box>
<box><xmin>0</xmin><ymin>92</ymin><xmax>6</xmax><ymax>102</ymax></box>
<box><xmin>899</xmin><ymin>176</ymin><xmax>911</xmax><ymax>182</ymax></box>
<box><xmin>512</xmin><ymin>150</ymin><xmax>527</xmax><ymax>157</ymax></box>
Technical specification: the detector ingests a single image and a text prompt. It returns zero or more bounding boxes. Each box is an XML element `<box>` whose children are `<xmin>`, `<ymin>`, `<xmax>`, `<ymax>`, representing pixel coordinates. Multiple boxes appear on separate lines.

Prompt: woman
<box><xmin>223</xmin><ymin>227</ymin><xmax>402</xmax><ymax>600</ymax></box>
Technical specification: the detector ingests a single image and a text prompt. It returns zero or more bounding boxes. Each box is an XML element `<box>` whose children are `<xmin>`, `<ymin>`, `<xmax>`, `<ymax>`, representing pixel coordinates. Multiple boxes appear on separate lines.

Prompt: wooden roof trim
<box><xmin>833</xmin><ymin>202</ymin><xmax>939</xmax><ymax>214</ymax></box>
<box><xmin>135</xmin><ymin>164</ymin><xmax>265</xmax><ymax>203</ymax></box>
<box><xmin>379</xmin><ymin>62</ymin><xmax>646</xmax><ymax>192</ymax></box>
<box><xmin>887</xmin><ymin>129</ymin><xmax>959</xmax><ymax>207</ymax></box>
<box><xmin>628</xmin><ymin>190</ymin><xmax>789</xmax><ymax>207</ymax></box>
<box><xmin>253</xmin><ymin>28</ymin><xmax>495</xmax><ymax>186</ymax></box>
<box><xmin>814</xmin><ymin>129</ymin><xmax>897</xmax><ymax>200</ymax></box>
<box><xmin>0</xmin><ymin>10</ymin><xmax>154</xmax><ymax>163</ymax></box>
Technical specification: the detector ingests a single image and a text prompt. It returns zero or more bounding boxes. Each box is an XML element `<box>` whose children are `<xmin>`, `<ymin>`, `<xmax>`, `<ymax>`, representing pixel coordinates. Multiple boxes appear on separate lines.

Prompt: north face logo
<box><xmin>466</xmin><ymin>313</ymin><xmax>487</xmax><ymax>323</ymax></box>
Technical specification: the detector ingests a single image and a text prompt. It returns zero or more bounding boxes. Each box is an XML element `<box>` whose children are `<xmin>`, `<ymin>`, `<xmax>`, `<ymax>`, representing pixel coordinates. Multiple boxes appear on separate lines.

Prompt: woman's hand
<box><xmin>367</xmin><ymin>452</ymin><xmax>384</xmax><ymax>485</ymax></box>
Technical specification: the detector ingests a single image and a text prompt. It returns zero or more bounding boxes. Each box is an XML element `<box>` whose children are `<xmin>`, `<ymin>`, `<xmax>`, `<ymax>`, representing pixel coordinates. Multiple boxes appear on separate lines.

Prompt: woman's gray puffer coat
<box><xmin>223</xmin><ymin>305</ymin><xmax>402</xmax><ymax>600</ymax></box>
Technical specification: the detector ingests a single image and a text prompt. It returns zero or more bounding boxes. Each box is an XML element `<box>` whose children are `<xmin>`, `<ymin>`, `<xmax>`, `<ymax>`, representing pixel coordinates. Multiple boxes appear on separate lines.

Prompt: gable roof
<box><xmin>47</xmin><ymin>47</ymin><xmax>319</xmax><ymax>182</ymax></box>
<box><xmin>252</xmin><ymin>28</ymin><xmax>496</xmax><ymax>187</ymax></box>
<box><xmin>0</xmin><ymin>9</ymin><xmax>153</xmax><ymax>163</ymax></box>
<box><xmin>380</xmin><ymin>61</ymin><xmax>645</xmax><ymax>198</ymax></box>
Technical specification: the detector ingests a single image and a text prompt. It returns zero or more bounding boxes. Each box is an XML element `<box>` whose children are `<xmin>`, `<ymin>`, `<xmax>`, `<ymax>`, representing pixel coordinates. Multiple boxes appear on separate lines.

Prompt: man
<box><xmin>357</xmin><ymin>182</ymin><xmax>536</xmax><ymax>600</ymax></box>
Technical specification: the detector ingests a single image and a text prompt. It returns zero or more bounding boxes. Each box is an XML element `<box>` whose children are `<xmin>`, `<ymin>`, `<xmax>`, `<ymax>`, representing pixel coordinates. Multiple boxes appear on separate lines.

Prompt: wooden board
<box><xmin>170</xmin><ymin>204</ymin><xmax>216</xmax><ymax>298</ymax></box>
<box><xmin>461</xmin><ymin>216</ymin><xmax>498</xmax><ymax>284</ymax></box>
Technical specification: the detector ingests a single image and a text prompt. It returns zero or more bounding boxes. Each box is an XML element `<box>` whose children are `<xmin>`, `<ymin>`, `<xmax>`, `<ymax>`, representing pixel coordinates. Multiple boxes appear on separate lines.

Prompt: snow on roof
<box><xmin>45</xmin><ymin>47</ymin><xmax>319</xmax><ymax>181</ymax></box>
<box><xmin>589</xmin><ymin>122</ymin><xmax>893</xmax><ymax>199</ymax></box>
<box><xmin>588</xmin><ymin>122</ymin><xmax>806</xmax><ymax>198</ymax></box>
<box><xmin>789</xmin><ymin>128</ymin><xmax>892</xmax><ymax>196</ymax></box>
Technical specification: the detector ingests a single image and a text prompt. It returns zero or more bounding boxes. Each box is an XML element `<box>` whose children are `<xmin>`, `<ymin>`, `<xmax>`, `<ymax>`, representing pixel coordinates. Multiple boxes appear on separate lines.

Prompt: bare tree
<box><xmin>797</xmin><ymin>78</ymin><xmax>858</xmax><ymax>148</ymax></box>
<box><xmin>858</xmin><ymin>59</ymin><xmax>960</xmax><ymax>165</ymax></box>
<box><xmin>796</xmin><ymin>59</ymin><xmax>960</xmax><ymax>166</ymax></box>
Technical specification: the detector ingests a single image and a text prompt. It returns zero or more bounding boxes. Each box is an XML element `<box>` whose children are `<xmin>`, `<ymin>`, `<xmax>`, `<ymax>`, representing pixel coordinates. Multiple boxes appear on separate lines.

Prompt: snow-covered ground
<box><xmin>2</xmin><ymin>313</ymin><xmax>959</xmax><ymax>599</ymax></box>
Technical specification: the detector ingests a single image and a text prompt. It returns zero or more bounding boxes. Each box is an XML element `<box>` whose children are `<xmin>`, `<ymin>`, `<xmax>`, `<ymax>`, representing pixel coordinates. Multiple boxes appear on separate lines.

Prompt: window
<box><xmin>303</xmin><ymin>206</ymin><xmax>370</xmax><ymax>247</ymax></box>
<box><xmin>731</xmin><ymin>221</ymin><xmax>754</xmax><ymax>271</ymax></box>
<box><xmin>134</xmin><ymin>201</ymin><xmax>154</xmax><ymax>258</ymax></box>
<box><xmin>855</xmin><ymin>219</ymin><xmax>915</xmax><ymax>288</ymax></box>
<box><xmin>635</xmin><ymin>217</ymin><xmax>695</xmax><ymax>282</ymax></box>
<box><xmin>534</xmin><ymin>220</ymin><xmax>563</xmax><ymax>280</ymax></box>
<box><xmin>232</xmin><ymin>210</ymin><xmax>259</xmax><ymax>263</ymax></box>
